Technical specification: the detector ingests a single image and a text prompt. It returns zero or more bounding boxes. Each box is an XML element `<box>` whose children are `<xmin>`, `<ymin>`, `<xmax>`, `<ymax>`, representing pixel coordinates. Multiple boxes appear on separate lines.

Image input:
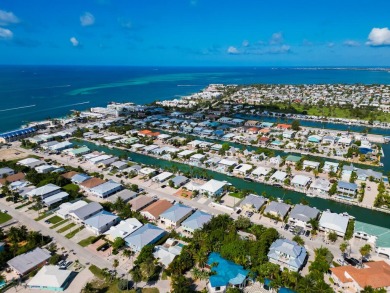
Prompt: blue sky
<box><xmin>1</xmin><ymin>0</ymin><xmax>390</xmax><ymax>66</ymax></box>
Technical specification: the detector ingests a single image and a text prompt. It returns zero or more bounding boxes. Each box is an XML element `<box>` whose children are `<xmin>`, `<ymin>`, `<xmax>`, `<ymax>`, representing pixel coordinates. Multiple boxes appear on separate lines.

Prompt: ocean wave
<box><xmin>0</xmin><ymin>105</ymin><xmax>36</xmax><ymax>112</ymax></box>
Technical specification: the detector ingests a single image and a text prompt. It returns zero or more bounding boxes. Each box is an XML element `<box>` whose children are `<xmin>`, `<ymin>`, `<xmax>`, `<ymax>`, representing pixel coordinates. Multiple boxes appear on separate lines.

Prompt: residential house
<box><xmin>151</xmin><ymin>172</ymin><xmax>173</xmax><ymax>183</ymax></box>
<box><xmin>141</xmin><ymin>199</ymin><xmax>173</xmax><ymax>222</ymax></box>
<box><xmin>323</xmin><ymin>161</ymin><xmax>339</xmax><ymax>173</ymax></box>
<box><xmin>56</xmin><ymin>200</ymin><xmax>88</xmax><ymax>219</ymax></box>
<box><xmin>79</xmin><ymin>177</ymin><xmax>105</xmax><ymax>192</ymax></box>
<box><xmin>309</xmin><ymin>178</ymin><xmax>331</xmax><ymax>195</ymax></box>
<box><xmin>251</xmin><ymin>166</ymin><xmax>271</xmax><ymax>178</ymax></box>
<box><xmin>27</xmin><ymin>183</ymin><xmax>61</xmax><ymax>199</ymax></box>
<box><xmin>269</xmin><ymin>155</ymin><xmax>283</xmax><ymax>166</ymax></box>
<box><xmin>153</xmin><ymin>238</ymin><xmax>184</xmax><ymax>267</ymax></box>
<box><xmin>124</xmin><ymin>224</ymin><xmax>167</xmax><ymax>252</ymax></box>
<box><xmin>288</xmin><ymin>204</ymin><xmax>320</xmax><ymax>229</ymax></box>
<box><xmin>330</xmin><ymin>261</ymin><xmax>390</xmax><ymax>292</ymax></box>
<box><xmin>319</xmin><ymin>211</ymin><xmax>349</xmax><ymax>237</ymax></box>
<box><xmin>0</xmin><ymin>167</ymin><xmax>15</xmax><ymax>179</ymax></box>
<box><xmin>291</xmin><ymin>175</ymin><xmax>312</xmax><ymax>189</ymax></box>
<box><xmin>90</xmin><ymin>180</ymin><xmax>122</xmax><ymax>199</ymax></box>
<box><xmin>84</xmin><ymin>210</ymin><xmax>120</xmax><ymax>235</ymax></box>
<box><xmin>181</xmin><ymin>210</ymin><xmax>212</xmax><ymax>234</ymax></box>
<box><xmin>303</xmin><ymin>160</ymin><xmax>320</xmax><ymax>170</ymax></box>
<box><xmin>129</xmin><ymin>196</ymin><xmax>155</xmax><ymax>212</ymax></box>
<box><xmin>159</xmin><ymin>203</ymin><xmax>193</xmax><ymax>228</ymax></box>
<box><xmin>337</xmin><ymin>181</ymin><xmax>358</xmax><ymax>197</ymax></box>
<box><xmin>170</xmin><ymin>175</ymin><xmax>189</xmax><ymax>188</ymax></box>
<box><xmin>263</xmin><ymin>202</ymin><xmax>291</xmax><ymax>220</ymax></box>
<box><xmin>271</xmin><ymin>171</ymin><xmax>288</xmax><ymax>183</ymax></box>
<box><xmin>233</xmin><ymin>164</ymin><xmax>253</xmax><ymax>176</ymax></box>
<box><xmin>7</xmin><ymin>248</ymin><xmax>51</xmax><ymax>276</ymax></box>
<box><xmin>283</xmin><ymin>130</ymin><xmax>296</xmax><ymax>139</ymax></box>
<box><xmin>307</xmin><ymin>135</ymin><xmax>322</xmax><ymax>143</ymax></box>
<box><xmin>239</xmin><ymin>194</ymin><xmax>267</xmax><ymax>212</ymax></box>
<box><xmin>104</xmin><ymin>218</ymin><xmax>143</xmax><ymax>242</ymax></box>
<box><xmin>285</xmin><ymin>155</ymin><xmax>301</xmax><ymax>166</ymax></box>
<box><xmin>267</xmin><ymin>239</ymin><xmax>307</xmax><ymax>272</ymax></box>
<box><xmin>199</xmin><ymin>179</ymin><xmax>227</xmax><ymax>197</ymax></box>
<box><xmin>68</xmin><ymin>202</ymin><xmax>103</xmax><ymax>223</ymax></box>
<box><xmin>27</xmin><ymin>265</ymin><xmax>74</xmax><ymax>291</ymax></box>
<box><xmin>107</xmin><ymin>189</ymin><xmax>137</xmax><ymax>204</ymax></box>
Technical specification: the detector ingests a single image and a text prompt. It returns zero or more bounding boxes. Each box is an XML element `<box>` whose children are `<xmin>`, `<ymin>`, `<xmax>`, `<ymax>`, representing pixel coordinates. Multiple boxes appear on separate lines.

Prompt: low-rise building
<box><xmin>129</xmin><ymin>196</ymin><xmax>155</xmax><ymax>212</ymax></box>
<box><xmin>105</xmin><ymin>218</ymin><xmax>143</xmax><ymax>242</ymax></box>
<box><xmin>181</xmin><ymin>210</ymin><xmax>212</xmax><ymax>234</ymax></box>
<box><xmin>288</xmin><ymin>204</ymin><xmax>320</xmax><ymax>229</ymax></box>
<box><xmin>7</xmin><ymin>248</ymin><xmax>51</xmax><ymax>276</ymax></box>
<box><xmin>263</xmin><ymin>201</ymin><xmax>291</xmax><ymax>220</ymax></box>
<box><xmin>27</xmin><ymin>265</ymin><xmax>73</xmax><ymax>291</ymax></box>
<box><xmin>267</xmin><ymin>239</ymin><xmax>307</xmax><ymax>272</ymax></box>
<box><xmin>337</xmin><ymin>181</ymin><xmax>358</xmax><ymax>196</ymax></box>
<box><xmin>291</xmin><ymin>175</ymin><xmax>311</xmax><ymax>189</ymax></box>
<box><xmin>239</xmin><ymin>194</ymin><xmax>267</xmax><ymax>212</ymax></box>
<box><xmin>199</xmin><ymin>179</ymin><xmax>227</xmax><ymax>197</ymax></box>
<box><xmin>141</xmin><ymin>199</ymin><xmax>173</xmax><ymax>222</ymax></box>
<box><xmin>68</xmin><ymin>202</ymin><xmax>103</xmax><ymax>223</ymax></box>
<box><xmin>84</xmin><ymin>210</ymin><xmax>120</xmax><ymax>235</ymax></box>
<box><xmin>124</xmin><ymin>224</ymin><xmax>167</xmax><ymax>252</ymax></box>
<box><xmin>56</xmin><ymin>200</ymin><xmax>88</xmax><ymax>219</ymax></box>
<box><xmin>160</xmin><ymin>203</ymin><xmax>193</xmax><ymax>228</ymax></box>
<box><xmin>90</xmin><ymin>180</ymin><xmax>123</xmax><ymax>198</ymax></box>
<box><xmin>0</xmin><ymin>167</ymin><xmax>15</xmax><ymax>179</ymax></box>
<box><xmin>153</xmin><ymin>238</ymin><xmax>184</xmax><ymax>267</ymax></box>
<box><xmin>319</xmin><ymin>211</ymin><xmax>349</xmax><ymax>237</ymax></box>
<box><xmin>27</xmin><ymin>183</ymin><xmax>61</xmax><ymax>199</ymax></box>
<box><xmin>309</xmin><ymin>178</ymin><xmax>331</xmax><ymax>194</ymax></box>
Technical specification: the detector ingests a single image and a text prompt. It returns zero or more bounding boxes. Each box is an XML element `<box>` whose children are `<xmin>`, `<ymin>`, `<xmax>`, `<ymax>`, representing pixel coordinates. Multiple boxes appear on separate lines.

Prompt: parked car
<box><xmin>344</xmin><ymin>257</ymin><xmax>359</xmax><ymax>266</ymax></box>
<box><xmin>304</xmin><ymin>230</ymin><xmax>310</xmax><ymax>237</ymax></box>
<box><xmin>284</xmin><ymin>224</ymin><xmax>290</xmax><ymax>231</ymax></box>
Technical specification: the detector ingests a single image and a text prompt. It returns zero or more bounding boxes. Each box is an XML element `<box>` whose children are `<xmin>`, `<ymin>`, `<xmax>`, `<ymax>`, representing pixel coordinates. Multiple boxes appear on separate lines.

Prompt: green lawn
<box><xmin>57</xmin><ymin>223</ymin><xmax>76</xmax><ymax>233</ymax></box>
<box><xmin>15</xmin><ymin>201</ymin><xmax>33</xmax><ymax>210</ymax></box>
<box><xmin>47</xmin><ymin>215</ymin><xmax>63</xmax><ymax>224</ymax></box>
<box><xmin>78</xmin><ymin>236</ymin><xmax>96</xmax><ymax>247</ymax></box>
<box><xmin>34</xmin><ymin>213</ymin><xmax>51</xmax><ymax>221</ymax></box>
<box><xmin>50</xmin><ymin>219</ymin><xmax>69</xmax><ymax>229</ymax></box>
<box><xmin>65</xmin><ymin>226</ymin><xmax>84</xmax><ymax>239</ymax></box>
<box><xmin>89</xmin><ymin>265</ymin><xmax>105</xmax><ymax>279</ymax></box>
<box><xmin>0</xmin><ymin>212</ymin><xmax>12</xmax><ymax>224</ymax></box>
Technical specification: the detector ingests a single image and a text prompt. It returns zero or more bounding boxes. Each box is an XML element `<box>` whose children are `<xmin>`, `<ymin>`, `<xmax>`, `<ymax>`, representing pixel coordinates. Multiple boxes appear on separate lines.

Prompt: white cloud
<box><xmin>366</xmin><ymin>27</ymin><xmax>390</xmax><ymax>46</ymax></box>
<box><xmin>268</xmin><ymin>44</ymin><xmax>290</xmax><ymax>54</ymax></box>
<box><xmin>270</xmin><ymin>32</ymin><xmax>283</xmax><ymax>44</ymax></box>
<box><xmin>0</xmin><ymin>27</ymin><xmax>13</xmax><ymax>40</ymax></box>
<box><xmin>70</xmin><ymin>36</ymin><xmax>79</xmax><ymax>46</ymax></box>
<box><xmin>0</xmin><ymin>10</ymin><xmax>19</xmax><ymax>26</ymax></box>
<box><xmin>80</xmin><ymin>12</ymin><xmax>95</xmax><ymax>26</ymax></box>
<box><xmin>343</xmin><ymin>40</ymin><xmax>360</xmax><ymax>47</ymax></box>
<box><xmin>227</xmin><ymin>46</ymin><xmax>239</xmax><ymax>54</ymax></box>
<box><xmin>327</xmin><ymin>42</ymin><xmax>335</xmax><ymax>48</ymax></box>
<box><xmin>242</xmin><ymin>40</ymin><xmax>249</xmax><ymax>47</ymax></box>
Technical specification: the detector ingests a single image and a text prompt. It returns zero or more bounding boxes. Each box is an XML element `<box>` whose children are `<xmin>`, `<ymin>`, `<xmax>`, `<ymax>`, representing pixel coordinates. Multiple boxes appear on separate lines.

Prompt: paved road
<box><xmin>0</xmin><ymin>199</ymin><xmax>126</xmax><ymax>275</ymax></box>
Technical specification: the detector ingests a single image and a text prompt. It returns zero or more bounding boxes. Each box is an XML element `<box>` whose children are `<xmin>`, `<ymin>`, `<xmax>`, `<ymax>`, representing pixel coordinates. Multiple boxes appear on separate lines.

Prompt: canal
<box><xmin>72</xmin><ymin>139</ymin><xmax>390</xmax><ymax>229</ymax></box>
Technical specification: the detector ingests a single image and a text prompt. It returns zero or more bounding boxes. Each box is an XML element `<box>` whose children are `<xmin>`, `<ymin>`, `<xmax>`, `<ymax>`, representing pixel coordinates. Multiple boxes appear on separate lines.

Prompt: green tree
<box><xmin>339</xmin><ymin>242</ymin><xmax>349</xmax><ymax>257</ymax></box>
<box><xmin>328</xmin><ymin>231</ymin><xmax>338</xmax><ymax>242</ymax></box>
<box><xmin>359</xmin><ymin>244</ymin><xmax>372</xmax><ymax>263</ymax></box>
<box><xmin>291</xmin><ymin>120</ymin><xmax>301</xmax><ymax>131</ymax></box>
<box><xmin>292</xmin><ymin>235</ymin><xmax>305</xmax><ymax>246</ymax></box>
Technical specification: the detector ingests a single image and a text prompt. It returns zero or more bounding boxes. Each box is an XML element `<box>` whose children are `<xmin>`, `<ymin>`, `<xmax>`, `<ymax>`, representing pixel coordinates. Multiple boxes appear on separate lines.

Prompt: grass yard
<box><xmin>65</xmin><ymin>226</ymin><xmax>85</xmax><ymax>239</ymax></box>
<box><xmin>57</xmin><ymin>223</ymin><xmax>76</xmax><ymax>233</ymax></box>
<box><xmin>34</xmin><ymin>213</ymin><xmax>51</xmax><ymax>221</ymax></box>
<box><xmin>0</xmin><ymin>212</ymin><xmax>12</xmax><ymax>224</ymax></box>
<box><xmin>78</xmin><ymin>236</ymin><xmax>96</xmax><ymax>247</ymax></box>
<box><xmin>47</xmin><ymin>215</ymin><xmax>63</xmax><ymax>224</ymax></box>
<box><xmin>50</xmin><ymin>219</ymin><xmax>69</xmax><ymax>229</ymax></box>
<box><xmin>15</xmin><ymin>201</ymin><xmax>33</xmax><ymax>210</ymax></box>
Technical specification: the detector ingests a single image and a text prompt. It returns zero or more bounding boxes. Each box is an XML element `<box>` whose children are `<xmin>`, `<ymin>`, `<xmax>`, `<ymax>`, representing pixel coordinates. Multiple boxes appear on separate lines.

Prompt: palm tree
<box><xmin>83</xmin><ymin>282</ymin><xmax>95</xmax><ymax>293</ymax></box>
<box><xmin>359</xmin><ymin>244</ymin><xmax>372</xmax><ymax>266</ymax></box>
<box><xmin>113</xmin><ymin>258</ymin><xmax>119</xmax><ymax>273</ymax></box>
<box><xmin>339</xmin><ymin>242</ymin><xmax>349</xmax><ymax>258</ymax></box>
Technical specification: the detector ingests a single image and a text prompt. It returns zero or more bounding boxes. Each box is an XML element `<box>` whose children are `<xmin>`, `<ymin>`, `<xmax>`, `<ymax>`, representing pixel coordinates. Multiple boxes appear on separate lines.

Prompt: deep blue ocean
<box><xmin>1</xmin><ymin>65</ymin><xmax>390</xmax><ymax>133</ymax></box>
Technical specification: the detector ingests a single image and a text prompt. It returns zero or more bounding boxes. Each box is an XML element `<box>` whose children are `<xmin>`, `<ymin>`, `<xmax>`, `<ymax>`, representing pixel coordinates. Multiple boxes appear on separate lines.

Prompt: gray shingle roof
<box><xmin>289</xmin><ymin>204</ymin><xmax>319</xmax><ymax>222</ymax></box>
<box><xmin>160</xmin><ymin>203</ymin><xmax>193</xmax><ymax>223</ymax></box>
<box><xmin>71</xmin><ymin>202</ymin><xmax>103</xmax><ymax>220</ymax></box>
<box><xmin>8</xmin><ymin>248</ymin><xmax>51</xmax><ymax>275</ymax></box>
<box><xmin>240</xmin><ymin>194</ymin><xmax>266</xmax><ymax>211</ymax></box>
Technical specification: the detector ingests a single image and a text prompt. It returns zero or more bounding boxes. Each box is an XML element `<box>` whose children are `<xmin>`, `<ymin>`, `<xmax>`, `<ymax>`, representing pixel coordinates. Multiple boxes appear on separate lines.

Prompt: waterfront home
<box><xmin>68</xmin><ymin>202</ymin><xmax>103</xmax><ymax>223</ymax></box>
<box><xmin>153</xmin><ymin>238</ymin><xmax>184</xmax><ymax>267</ymax></box>
<box><xmin>7</xmin><ymin>247</ymin><xmax>51</xmax><ymax>276</ymax></box>
<box><xmin>291</xmin><ymin>175</ymin><xmax>312</xmax><ymax>189</ymax></box>
<box><xmin>67</xmin><ymin>146</ymin><xmax>90</xmax><ymax>157</ymax></box>
<box><xmin>105</xmin><ymin>218</ymin><xmax>143</xmax><ymax>241</ymax></box>
<box><xmin>330</xmin><ymin>261</ymin><xmax>390</xmax><ymax>292</ymax></box>
<box><xmin>124</xmin><ymin>223</ymin><xmax>167</xmax><ymax>252</ymax></box>
<box><xmin>199</xmin><ymin>179</ymin><xmax>227</xmax><ymax>197</ymax></box>
<box><xmin>263</xmin><ymin>201</ymin><xmax>291</xmax><ymax>220</ymax></box>
<box><xmin>342</xmin><ymin>164</ymin><xmax>355</xmax><ymax>178</ymax></box>
<box><xmin>239</xmin><ymin>194</ymin><xmax>266</xmax><ymax>212</ymax></box>
<box><xmin>152</xmin><ymin>172</ymin><xmax>173</xmax><ymax>183</ymax></box>
<box><xmin>131</xmin><ymin>143</ymin><xmax>146</xmax><ymax>151</ymax></box>
<box><xmin>90</xmin><ymin>180</ymin><xmax>123</xmax><ymax>199</ymax></box>
<box><xmin>276</xmin><ymin>123</ymin><xmax>292</xmax><ymax>130</ymax></box>
<box><xmin>322</xmin><ymin>135</ymin><xmax>336</xmax><ymax>144</ymax></box>
<box><xmin>337</xmin><ymin>181</ymin><xmax>358</xmax><ymax>197</ymax></box>
<box><xmin>84</xmin><ymin>210</ymin><xmax>120</xmax><ymax>235</ymax></box>
<box><xmin>142</xmin><ymin>145</ymin><xmax>159</xmax><ymax>153</ymax></box>
<box><xmin>0</xmin><ymin>167</ymin><xmax>15</xmax><ymax>179</ymax></box>
<box><xmin>110</xmin><ymin>160</ymin><xmax>128</xmax><ymax>170</ymax></box>
<box><xmin>27</xmin><ymin>265</ymin><xmax>73</xmax><ymax>291</ymax></box>
<box><xmin>233</xmin><ymin>163</ymin><xmax>253</xmax><ymax>176</ymax></box>
<box><xmin>56</xmin><ymin>200</ymin><xmax>88</xmax><ymax>219</ymax></box>
<box><xmin>302</xmin><ymin>160</ymin><xmax>320</xmax><ymax>170</ymax></box>
<box><xmin>178</xmin><ymin>150</ymin><xmax>195</xmax><ymax>158</ymax></box>
<box><xmin>129</xmin><ymin>196</ymin><xmax>155</xmax><ymax>212</ymax></box>
<box><xmin>283</xmin><ymin>130</ymin><xmax>296</xmax><ymax>139</ymax></box>
<box><xmin>160</xmin><ymin>203</ymin><xmax>193</xmax><ymax>228</ymax></box>
<box><xmin>323</xmin><ymin>161</ymin><xmax>339</xmax><ymax>173</ymax></box>
<box><xmin>98</xmin><ymin>157</ymin><xmax>119</xmax><ymax>168</ymax></box>
<box><xmin>217</xmin><ymin>159</ymin><xmax>238</xmax><ymax>171</ymax></box>
<box><xmin>124</xmin><ymin>164</ymin><xmax>142</xmax><ymax>175</ymax></box>
<box><xmin>285</xmin><ymin>155</ymin><xmax>301</xmax><ymax>166</ymax></box>
<box><xmin>259</xmin><ymin>136</ymin><xmax>270</xmax><ymax>145</ymax></box>
<box><xmin>207</xmin><ymin>252</ymin><xmax>249</xmax><ymax>293</ymax></box>
<box><xmin>88</xmin><ymin>154</ymin><xmax>112</xmax><ymax>165</ymax></box>
<box><xmin>190</xmin><ymin>153</ymin><xmax>206</xmax><ymax>164</ymax></box>
<box><xmin>181</xmin><ymin>210</ymin><xmax>212</xmax><ymax>234</ymax></box>
<box><xmin>139</xmin><ymin>167</ymin><xmax>157</xmax><ymax>178</ymax></box>
<box><xmin>247</xmin><ymin>127</ymin><xmax>259</xmax><ymax>134</ymax></box>
<box><xmin>0</xmin><ymin>127</ymin><xmax>36</xmax><ymax>143</ymax></box>
<box><xmin>309</xmin><ymin>178</ymin><xmax>331</xmax><ymax>194</ymax></box>
<box><xmin>245</xmin><ymin>120</ymin><xmax>259</xmax><ymax>127</ymax></box>
<box><xmin>251</xmin><ymin>166</ymin><xmax>271</xmax><ymax>178</ymax></box>
<box><xmin>79</xmin><ymin>177</ymin><xmax>106</xmax><ymax>192</ymax></box>
<box><xmin>356</xmin><ymin>168</ymin><xmax>382</xmax><ymax>181</ymax></box>
<box><xmin>107</xmin><ymin>189</ymin><xmax>137</xmax><ymax>203</ymax></box>
<box><xmin>307</xmin><ymin>135</ymin><xmax>322</xmax><ymax>143</ymax></box>
<box><xmin>170</xmin><ymin>175</ymin><xmax>189</xmax><ymax>188</ymax></box>
<box><xmin>269</xmin><ymin>155</ymin><xmax>283</xmax><ymax>166</ymax></box>
<box><xmin>319</xmin><ymin>211</ymin><xmax>349</xmax><ymax>237</ymax></box>
<box><xmin>27</xmin><ymin>183</ymin><xmax>61</xmax><ymax>199</ymax></box>
<box><xmin>288</xmin><ymin>204</ymin><xmax>320</xmax><ymax>229</ymax></box>
<box><xmin>338</xmin><ymin>136</ymin><xmax>353</xmax><ymax>146</ymax></box>
<box><xmin>71</xmin><ymin>173</ymin><xmax>91</xmax><ymax>184</ymax></box>
<box><xmin>141</xmin><ymin>199</ymin><xmax>173</xmax><ymax>222</ymax></box>
<box><xmin>270</xmin><ymin>171</ymin><xmax>288</xmax><ymax>183</ymax></box>
<box><xmin>267</xmin><ymin>239</ymin><xmax>307</xmax><ymax>272</ymax></box>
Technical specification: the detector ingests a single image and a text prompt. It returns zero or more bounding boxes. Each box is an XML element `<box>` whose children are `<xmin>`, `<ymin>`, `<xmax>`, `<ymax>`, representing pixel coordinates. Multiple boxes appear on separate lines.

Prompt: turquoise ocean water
<box><xmin>1</xmin><ymin>66</ymin><xmax>390</xmax><ymax>133</ymax></box>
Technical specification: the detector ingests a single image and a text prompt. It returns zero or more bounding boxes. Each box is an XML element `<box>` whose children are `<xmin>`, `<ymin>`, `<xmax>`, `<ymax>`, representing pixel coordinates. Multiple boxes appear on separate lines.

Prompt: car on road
<box><xmin>304</xmin><ymin>230</ymin><xmax>310</xmax><ymax>237</ymax></box>
<box><xmin>344</xmin><ymin>257</ymin><xmax>360</xmax><ymax>266</ymax></box>
<box><xmin>284</xmin><ymin>224</ymin><xmax>290</xmax><ymax>231</ymax></box>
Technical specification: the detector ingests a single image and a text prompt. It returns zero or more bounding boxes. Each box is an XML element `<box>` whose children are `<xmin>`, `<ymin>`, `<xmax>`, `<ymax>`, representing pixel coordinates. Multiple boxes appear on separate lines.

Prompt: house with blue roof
<box><xmin>124</xmin><ymin>224</ymin><xmax>167</xmax><ymax>252</ymax></box>
<box><xmin>337</xmin><ymin>181</ymin><xmax>358</xmax><ymax>196</ymax></box>
<box><xmin>181</xmin><ymin>210</ymin><xmax>212</xmax><ymax>234</ymax></box>
<box><xmin>84</xmin><ymin>210</ymin><xmax>120</xmax><ymax>235</ymax></box>
<box><xmin>0</xmin><ymin>127</ymin><xmax>36</xmax><ymax>143</ymax></box>
<box><xmin>207</xmin><ymin>252</ymin><xmax>249</xmax><ymax>293</ymax></box>
<box><xmin>71</xmin><ymin>173</ymin><xmax>91</xmax><ymax>184</ymax></box>
<box><xmin>267</xmin><ymin>239</ymin><xmax>307</xmax><ymax>272</ymax></box>
<box><xmin>159</xmin><ymin>203</ymin><xmax>193</xmax><ymax>228</ymax></box>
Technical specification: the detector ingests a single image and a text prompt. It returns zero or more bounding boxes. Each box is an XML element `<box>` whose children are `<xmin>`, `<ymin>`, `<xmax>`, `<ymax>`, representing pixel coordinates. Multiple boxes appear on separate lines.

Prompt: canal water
<box><xmin>235</xmin><ymin>114</ymin><xmax>390</xmax><ymax>174</ymax></box>
<box><xmin>72</xmin><ymin>139</ymin><xmax>390</xmax><ymax>229</ymax></box>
